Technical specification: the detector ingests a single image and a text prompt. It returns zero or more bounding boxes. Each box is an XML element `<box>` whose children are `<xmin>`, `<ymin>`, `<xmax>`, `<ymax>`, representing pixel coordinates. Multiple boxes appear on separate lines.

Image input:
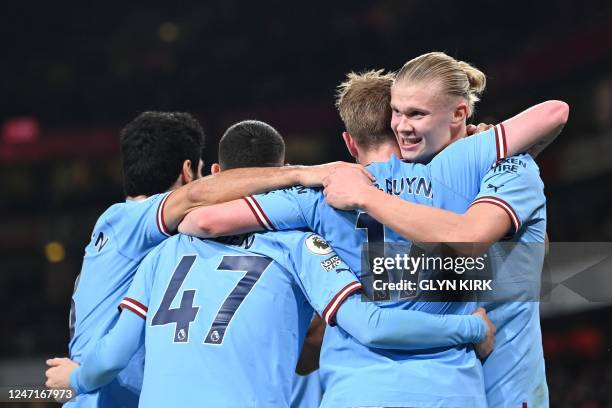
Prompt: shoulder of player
<box><xmin>432</xmin><ymin>127</ymin><xmax>498</xmax><ymax>162</ymax></box>
<box><xmin>260</xmin><ymin>185</ymin><xmax>321</xmax><ymax>197</ymax></box>
<box><xmin>146</xmin><ymin>233</ymin><xmax>189</xmax><ymax>254</ymax></box>
<box><xmin>490</xmin><ymin>154</ymin><xmax>542</xmax><ymax>180</ymax></box>
<box><xmin>252</xmin><ymin>229</ymin><xmax>309</xmax><ymax>249</ymax></box>
<box><xmin>104</xmin><ymin>193</ymin><xmax>168</xmax><ymax>220</ymax></box>
<box><xmin>90</xmin><ymin>201</ymin><xmax>131</xmax><ymax>232</ymax></box>
<box><xmin>254</xmin><ymin>230</ymin><xmax>331</xmax><ymax>256</ymax></box>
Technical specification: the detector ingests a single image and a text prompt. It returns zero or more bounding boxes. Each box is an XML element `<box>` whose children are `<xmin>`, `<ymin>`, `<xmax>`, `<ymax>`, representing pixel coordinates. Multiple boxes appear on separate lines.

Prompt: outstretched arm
<box><xmin>347</xmin><ymin>180</ymin><xmax>510</xmax><ymax>255</ymax></box>
<box><xmin>323</xmin><ymin>167</ymin><xmax>509</xmax><ymax>255</ymax></box>
<box><xmin>502</xmin><ymin>100</ymin><xmax>569</xmax><ymax>157</ymax></box>
<box><xmin>178</xmin><ymin>199</ymin><xmax>263</xmax><ymax>238</ymax></box>
<box><xmin>163</xmin><ymin>162</ymin><xmax>372</xmax><ymax>232</ymax></box>
<box><xmin>334</xmin><ymin>294</ymin><xmax>494</xmax><ymax>357</ymax></box>
<box><xmin>45</xmin><ymin>310</ymin><xmax>145</xmax><ymax>394</ymax></box>
<box><xmin>289</xmin><ymin>235</ymin><xmax>494</xmax><ymax>356</ymax></box>
<box><xmin>178</xmin><ymin>185</ymin><xmax>320</xmax><ymax>238</ymax></box>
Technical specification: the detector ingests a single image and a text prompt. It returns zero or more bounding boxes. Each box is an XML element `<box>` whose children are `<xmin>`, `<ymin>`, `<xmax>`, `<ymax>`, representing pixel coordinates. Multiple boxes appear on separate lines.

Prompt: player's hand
<box><xmin>45</xmin><ymin>357</ymin><xmax>79</xmax><ymax>389</ymax></box>
<box><xmin>322</xmin><ymin>166</ymin><xmax>374</xmax><ymax>210</ymax></box>
<box><xmin>466</xmin><ymin>123</ymin><xmax>494</xmax><ymax>136</ymax></box>
<box><xmin>472</xmin><ymin>307</ymin><xmax>496</xmax><ymax>360</ymax></box>
<box><xmin>297</xmin><ymin>162</ymin><xmax>374</xmax><ymax>187</ymax></box>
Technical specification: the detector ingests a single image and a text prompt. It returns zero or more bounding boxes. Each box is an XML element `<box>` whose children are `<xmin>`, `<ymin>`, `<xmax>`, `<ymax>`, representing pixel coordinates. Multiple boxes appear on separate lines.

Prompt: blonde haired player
<box><xmin>178</xmin><ymin>53</ymin><xmax>566</xmax><ymax>407</ymax></box>
<box><xmin>324</xmin><ymin>52</ymin><xmax>560</xmax><ymax>407</ymax></box>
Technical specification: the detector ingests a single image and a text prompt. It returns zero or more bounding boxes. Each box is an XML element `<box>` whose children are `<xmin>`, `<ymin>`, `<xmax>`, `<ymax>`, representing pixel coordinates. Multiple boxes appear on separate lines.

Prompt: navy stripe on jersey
<box><xmin>323</xmin><ymin>281</ymin><xmax>362</xmax><ymax>326</ymax></box>
<box><xmin>244</xmin><ymin>196</ymin><xmax>274</xmax><ymax>231</ymax></box>
<box><xmin>119</xmin><ymin>297</ymin><xmax>148</xmax><ymax>319</ymax></box>
<box><xmin>470</xmin><ymin>196</ymin><xmax>520</xmax><ymax>233</ymax></box>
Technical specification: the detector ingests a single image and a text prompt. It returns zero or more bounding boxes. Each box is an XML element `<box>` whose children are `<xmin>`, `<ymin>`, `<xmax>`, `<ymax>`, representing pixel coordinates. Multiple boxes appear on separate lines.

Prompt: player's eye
<box><xmin>409</xmin><ymin>111</ymin><xmax>425</xmax><ymax>117</ymax></box>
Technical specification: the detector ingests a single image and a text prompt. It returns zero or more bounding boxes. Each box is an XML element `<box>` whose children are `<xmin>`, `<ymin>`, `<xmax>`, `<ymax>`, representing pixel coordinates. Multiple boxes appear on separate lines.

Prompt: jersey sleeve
<box><xmin>117</xmin><ymin>247</ymin><xmax>158</xmax><ymax>319</ymax></box>
<box><xmin>470</xmin><ymin>154</ymin><xmax>545</xmax><ymax>236</ymax></box>
<box><xmin>429</xmin><ymin>125</ymin><xmax>508</xmax><ymax>200</ymax></box>
<box><xmin>335</xmin><ymin>295</ymin><xmax>486</xmax><ymax>350</ymax></box>
<box><xmin>118</xmin><ymin>192</ymin><xmax>174</xmax><ymax>258</ymax></box>
<box><xmin>287</xmin><ymin>233</ymin><xmax>362</xmax><ymax>326</ymax></box>
<box><xmin>70</xmin><ymin>310</ymin><xmax>146</xmax><ymax>395</ymax></box>
<box><xmin>245</xmin><ymin>187</ymin><xmax>319</xmax><ymax>231</ymax></box>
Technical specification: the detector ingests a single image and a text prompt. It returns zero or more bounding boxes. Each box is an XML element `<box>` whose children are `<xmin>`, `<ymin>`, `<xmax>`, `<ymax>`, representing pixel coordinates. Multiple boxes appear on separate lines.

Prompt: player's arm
<box><xmin>290</xmin><ymin>235</ymin><xmax>493</xmax><ymax>354</ymax></box>
<box><xmin>178</xmin><ymin>187</ymin><xmax>316</xmax><ymax>237</ymax></box>
<box><xmin>47</xmin><ymin>252</ymin><xmax>156</xmax><ymax>393</ymax></box>
<box><xmin>502</xmin><ymin>100</ymin><xmax>569</xmax><ymax>157</ymax></box>
<box><xmin>178</xmin><ymin>199</ymin><xmax>264</xmax><ymax>238</ymax></box>
<box><xmin>325</xmin><ymin>160</ymin><xmax>541</xmax><ymax>256</ymax></box>
<box><xmin>323</xmin><ymin>167</ymin><xmax>508</xmax><ymax>254</ymax></box>
<box><xmin>295</xmin><ymin>315</ymin><xmax>325</xmax><ymax>375</ymax></box>
<box><xmin>45</xmin><ymin>310</ymin><xmax>145</xmax><ymax>393</ymax></box>
<box><xmin>163</xmin><ymin>162</ymin><xmax>373</xmax><ymax>233</ymax></box>
<box><xmin>335</xmin><ymin>296</ymin><xmax>494</xmax><ymax>357</ymax></box>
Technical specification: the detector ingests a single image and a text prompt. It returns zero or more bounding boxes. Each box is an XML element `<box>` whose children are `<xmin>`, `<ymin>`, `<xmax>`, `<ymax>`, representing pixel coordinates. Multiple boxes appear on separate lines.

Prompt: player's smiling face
<box><xmin>390</xmin><ymin>81</ymin><xmax>456</xmax><ymax>163</ymax></box>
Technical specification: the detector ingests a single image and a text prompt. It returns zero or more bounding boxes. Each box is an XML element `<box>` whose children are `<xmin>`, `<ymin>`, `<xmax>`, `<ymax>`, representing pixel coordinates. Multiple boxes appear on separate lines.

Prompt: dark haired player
<box><xmin>64</xmin><ymin>112</ymin><xmax>369</xmax><ymax>407</ymax></box>
<box><xmin>48</xmin><ymin>120</ymin><xmax>493</xmax><ymax>407</ymax></box>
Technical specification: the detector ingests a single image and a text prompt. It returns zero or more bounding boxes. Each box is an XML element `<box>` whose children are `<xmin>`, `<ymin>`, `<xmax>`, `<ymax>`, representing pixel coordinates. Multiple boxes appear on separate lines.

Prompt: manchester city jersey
<box><xmin>473</xmin><ymin>154</ymin><xmax>549</xmax><ymax>407</ymax></box>
<box><xmin>245</xmin><ymin>126</ymin><xmax>509</xmax><ymax>407</ymax></box>
<box><xmin>116</xmin><ymin>232</ymin><xmax>360</xmax><ymax>407</ymax></box>
<box><xmin>67</xmin><ymin>193</ymin><xmax>172</xmax><ymax>407</ymax></box>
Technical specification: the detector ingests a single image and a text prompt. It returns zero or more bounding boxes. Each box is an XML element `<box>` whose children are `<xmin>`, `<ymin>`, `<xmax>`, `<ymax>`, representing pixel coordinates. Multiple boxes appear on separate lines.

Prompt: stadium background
<box><xmin>1</xmin><ymin>1</ymin><xmax>611</xmax><ymax>406</ymax></box>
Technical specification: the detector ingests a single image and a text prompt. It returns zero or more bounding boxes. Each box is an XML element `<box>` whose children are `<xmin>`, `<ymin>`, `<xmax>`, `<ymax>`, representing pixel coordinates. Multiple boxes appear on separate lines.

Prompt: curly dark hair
<box><xmin>120</xmin><ymin>111</ymin><xmax>206</xmax><ymax>196</ymax></box>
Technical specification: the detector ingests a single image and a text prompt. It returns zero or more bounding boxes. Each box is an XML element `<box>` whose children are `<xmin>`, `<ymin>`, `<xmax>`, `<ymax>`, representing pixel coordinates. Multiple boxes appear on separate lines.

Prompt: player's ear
<box><xmin>452</xmin><ymin>101</ymin><xmax>469</xmax><ymax>125</ymax></box>
<box><xmin>210</xmin><ymin>163</ymin><xmax>221</xmax><ymax>174</ymax></box>
<box><xmin>342</xmin><ymin>132</ymin><xmax>359</xmax><ymax>160</ymax></box>
<box><xmin>181</xmin><ymin>159</ymin><xmax>194</xmax><ymax>184</ymax></box>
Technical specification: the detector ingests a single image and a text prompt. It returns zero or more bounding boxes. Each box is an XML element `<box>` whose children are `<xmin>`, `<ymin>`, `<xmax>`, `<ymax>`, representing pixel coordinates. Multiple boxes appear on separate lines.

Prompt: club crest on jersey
<box><xmin>305</xmin><ymin>234</ymin><xmax>333</xmax><ymax>255</ymax></box>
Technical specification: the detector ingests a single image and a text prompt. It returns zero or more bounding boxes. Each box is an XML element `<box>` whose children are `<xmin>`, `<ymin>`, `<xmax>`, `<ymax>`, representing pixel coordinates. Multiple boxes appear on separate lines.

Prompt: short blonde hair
<box><xmin>395</xmin><ymin>52</ymin><xmax>486</xmax><ymax>117</ymax></box>
<box><xmin>335</xmin><ymin>69</ymin><xmax>396</xmax><ymax>149</ymax></box>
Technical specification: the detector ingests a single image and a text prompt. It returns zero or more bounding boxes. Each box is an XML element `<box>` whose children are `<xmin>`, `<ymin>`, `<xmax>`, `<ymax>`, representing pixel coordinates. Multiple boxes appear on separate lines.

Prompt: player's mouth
<box><xmin>399</xmin><ymin>136</ymin><xmax>423</xmax><ymax>150</ymax></box>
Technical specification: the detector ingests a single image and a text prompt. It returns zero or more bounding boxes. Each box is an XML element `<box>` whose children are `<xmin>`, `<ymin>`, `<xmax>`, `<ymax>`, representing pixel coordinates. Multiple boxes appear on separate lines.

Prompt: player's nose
<box><xmin>396</xmin><ymin>116</ymin><xmax>414</xmax><ymax>134</ymax></box>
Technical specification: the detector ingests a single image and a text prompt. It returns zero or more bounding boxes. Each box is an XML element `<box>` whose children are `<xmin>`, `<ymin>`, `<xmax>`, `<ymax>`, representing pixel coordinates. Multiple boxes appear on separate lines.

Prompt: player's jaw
<box><xmin>391</xmin><ymin>116</ymin><xmax>426</xmax><ymax>161</ymax></box>
<box><xmin>396</xmin><ymin>130</ymin><xmax>424</xmax><ymax>156</ymax></box>
<box><xmin>393</xmin><ymin>124</ymin><xmax>444</xmax><ymax>163</ymax></box>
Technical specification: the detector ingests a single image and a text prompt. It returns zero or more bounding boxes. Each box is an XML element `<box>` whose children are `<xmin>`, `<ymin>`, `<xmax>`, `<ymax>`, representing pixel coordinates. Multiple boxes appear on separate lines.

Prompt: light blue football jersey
<box><xmin>245</xmin><ymin>126</ymin><xmax>509</xmax><ymax>407</ymax></box>
<box><xmin>291</xmin><ymin>370</ymin><xmax>323</xmax><ymax>408</ymax></box>
<box><xmin>115</xmin><ymin>232</ymin><xmax>360</xmax><ymax>408</ymax></box>
<box><xmin>472</xmin><ymin>154</ymin><xmax>549</xmax><ymax>408</ymax></box>
<box><xmin>67</xmin><ymin>193</ymin><xmax>172</xmax><ymax>407</ymax></box>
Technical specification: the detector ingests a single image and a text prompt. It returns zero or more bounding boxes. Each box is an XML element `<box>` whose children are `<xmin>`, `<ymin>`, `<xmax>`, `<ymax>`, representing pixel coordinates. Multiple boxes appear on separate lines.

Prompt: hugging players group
<box><xmin>46</xmin><ymin>52</ymin><xmax>568</xmax><ymax>408</ymax></box>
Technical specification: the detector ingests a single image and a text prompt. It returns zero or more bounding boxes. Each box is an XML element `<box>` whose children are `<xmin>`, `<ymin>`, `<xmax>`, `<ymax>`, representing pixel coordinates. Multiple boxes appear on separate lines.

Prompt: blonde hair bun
<box><xmin>395</xmin><ymin>52</ymin><xmax>487</xmax><ymax>118</ymax></box>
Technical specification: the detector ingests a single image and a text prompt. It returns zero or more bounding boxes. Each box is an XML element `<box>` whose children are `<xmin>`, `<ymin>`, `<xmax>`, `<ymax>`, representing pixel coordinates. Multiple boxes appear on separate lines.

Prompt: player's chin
<box><xmin>400</xmin><ymin>148</ymin><xmax>427</xmax><ymax>163</ymax></box>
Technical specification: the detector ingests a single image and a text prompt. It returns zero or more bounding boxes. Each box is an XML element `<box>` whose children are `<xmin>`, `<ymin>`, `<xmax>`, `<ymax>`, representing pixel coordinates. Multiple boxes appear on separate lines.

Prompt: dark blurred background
<box><xmin>1</xmin><ymin>1</ymin><xmax>611</xmax><ymax>406</ymax></box>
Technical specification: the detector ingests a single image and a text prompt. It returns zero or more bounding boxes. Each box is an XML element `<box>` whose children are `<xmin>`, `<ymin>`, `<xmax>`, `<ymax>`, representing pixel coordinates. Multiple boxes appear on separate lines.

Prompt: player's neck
<box><xmin>168</xmin><ymin>175</ymin><xmax>188</xmax><ymax>192</ymax></box>
<box><xmin>454</xmin><ymin>123</ymin><xmax>468</xmax><ymax>140</ymax></box>
<box><xmin>126</xmin><ymin>195</ymin><xmax>148</xmax><ymax>201</ymax></box>
<box><xmin>358</xmin><ymin>142</ymin><xmax>401</xmax><ymax>166</ymax></box>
